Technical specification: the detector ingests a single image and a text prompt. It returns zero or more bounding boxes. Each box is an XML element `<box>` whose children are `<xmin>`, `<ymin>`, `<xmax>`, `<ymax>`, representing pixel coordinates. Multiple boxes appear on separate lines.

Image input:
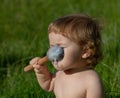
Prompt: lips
<box><xmin>52</xmin><ymin>61</ymin><xmax>58</xmax><ymax>65</ymax></box>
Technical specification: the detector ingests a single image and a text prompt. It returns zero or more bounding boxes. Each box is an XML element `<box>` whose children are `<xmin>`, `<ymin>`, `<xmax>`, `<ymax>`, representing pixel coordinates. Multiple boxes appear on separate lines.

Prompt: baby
<box><xmin>30</xmin><ymin>14</ymin><xmax>104</xmax><ymax>98</ymax></box>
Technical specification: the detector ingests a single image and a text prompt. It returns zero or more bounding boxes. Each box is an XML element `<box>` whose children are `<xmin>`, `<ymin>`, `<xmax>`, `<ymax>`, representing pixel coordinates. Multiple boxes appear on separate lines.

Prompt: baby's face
<box><xmin>49</xmin><ymin>33</ymin><xmax>83</xmax><ymax>71</ymax></box>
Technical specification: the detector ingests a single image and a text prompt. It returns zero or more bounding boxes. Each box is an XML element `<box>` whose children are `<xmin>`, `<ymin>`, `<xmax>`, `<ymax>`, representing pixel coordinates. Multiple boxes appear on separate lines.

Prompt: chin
<box><xmin>52</xmin><ymin>61</ymin><xmax>70</xmax><ymax>71</ymax></box>
<box><xmin>53</xmin><ymin>63</ymin><xmax>66</xmax><ymax>71</ymax></box>
<box><xmin>53</xmin><ymin>65</ymin><xmax>63</xmax><ymax>71</ymax></box>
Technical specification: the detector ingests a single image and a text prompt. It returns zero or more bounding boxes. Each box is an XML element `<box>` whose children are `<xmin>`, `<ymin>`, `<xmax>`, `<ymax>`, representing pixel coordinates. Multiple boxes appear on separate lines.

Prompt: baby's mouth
<box><xmin>52</xmin><ymin>59</ymin><xmax>58</xmax><ymax>65</ymax></box>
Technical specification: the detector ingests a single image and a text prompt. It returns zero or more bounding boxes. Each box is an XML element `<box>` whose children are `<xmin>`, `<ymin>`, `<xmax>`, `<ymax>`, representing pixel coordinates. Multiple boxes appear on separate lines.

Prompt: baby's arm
<box><xmin>30</xmin><ymin>57</ymin><xmax>55</xmax><ymax>92</ymax></box>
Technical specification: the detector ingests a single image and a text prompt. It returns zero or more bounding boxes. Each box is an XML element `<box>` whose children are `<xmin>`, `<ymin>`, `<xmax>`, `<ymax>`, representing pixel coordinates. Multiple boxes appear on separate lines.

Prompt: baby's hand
<box><xmin>29</xmin><ymin>57</ymin><xmax>46</xmax><ymax>74</ymax></box>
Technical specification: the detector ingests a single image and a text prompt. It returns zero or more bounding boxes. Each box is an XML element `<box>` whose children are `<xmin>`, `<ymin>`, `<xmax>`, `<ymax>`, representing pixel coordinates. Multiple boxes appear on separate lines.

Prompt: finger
<box><xmin>34</xmin><ymin>68</ymin><xmax>43</xmax><ymax>73</ymax></box>
<box><xmin>33</xmin><ymin>63</ymin><xmax>46</xmax><ymax>69</ymax></box>
<box><xmin>33</xmin><ymin>64</ymin><xmax>41</xmax><ymax>69</ymax></box>
<box><xmin>33</xmin><ymin>65</ymin><xmax>45</xmax><ymax>73</ymax></box>
<box><xmin>29</xmin><ymin>57</ymin><xmax>41</xmax><ymax>65</ymax></box>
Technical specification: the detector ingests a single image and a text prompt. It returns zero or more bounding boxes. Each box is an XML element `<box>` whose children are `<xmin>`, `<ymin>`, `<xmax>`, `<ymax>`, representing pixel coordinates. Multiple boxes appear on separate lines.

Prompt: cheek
<box><xmin>69</xmin><ymin>51</ymin><xmax>80</xmax><ymax>62</ymax></box>
<box><xmin>62</xmin><ymin>48</ymin><xmax>80</xmax><ymax>65</ymax></box>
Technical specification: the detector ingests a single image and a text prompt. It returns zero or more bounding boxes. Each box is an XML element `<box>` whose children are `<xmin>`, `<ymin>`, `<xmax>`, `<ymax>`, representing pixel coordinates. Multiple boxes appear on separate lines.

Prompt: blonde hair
<box><xmin>48</xmin><ymin>14</ymin><xmax>102</xmax><ymax>67</ymax></box>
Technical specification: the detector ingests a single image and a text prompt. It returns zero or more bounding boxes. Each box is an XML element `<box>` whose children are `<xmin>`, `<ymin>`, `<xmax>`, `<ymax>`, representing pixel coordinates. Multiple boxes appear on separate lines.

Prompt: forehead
<box><xmin>48</xmin><ymin>33</ymin><xmax>70</xmax><ymax>44</ymax></box>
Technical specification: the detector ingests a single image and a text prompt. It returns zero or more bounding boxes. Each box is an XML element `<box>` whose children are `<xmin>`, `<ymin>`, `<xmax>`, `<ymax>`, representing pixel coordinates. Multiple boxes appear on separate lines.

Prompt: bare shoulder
<box><xmin>84</xmin><ymin>69</ymin><xmax>104</xmax><ymax>98</ymax></box>
<box><xmin>81</xmin><ymin>69</ymin><xmax>102</xmax><ymax>86</ymax></box>
<box><xmin>84</xmin><ymin>69</ymin><xmax>102</xmax><ymax>82</ymax></box>
<box><xmin>84</xmin><ymin>69</ymin><xmax>100</xmax><ymax>77</ymax></box>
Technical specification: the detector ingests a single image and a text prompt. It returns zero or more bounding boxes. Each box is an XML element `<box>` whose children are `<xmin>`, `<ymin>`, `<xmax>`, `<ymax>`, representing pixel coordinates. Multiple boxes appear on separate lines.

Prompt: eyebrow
<box><xmin>50</xmin><ymin>42</ymin><xmax>65</xmax><ymax>47</ymax></box>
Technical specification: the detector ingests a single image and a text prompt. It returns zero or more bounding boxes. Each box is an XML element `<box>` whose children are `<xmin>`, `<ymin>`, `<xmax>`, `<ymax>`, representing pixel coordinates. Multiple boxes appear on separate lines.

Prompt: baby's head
<box><xmin>48</xmin><ymin>14</ymin><xmax>102</xmax><ymax>68</ymax></box>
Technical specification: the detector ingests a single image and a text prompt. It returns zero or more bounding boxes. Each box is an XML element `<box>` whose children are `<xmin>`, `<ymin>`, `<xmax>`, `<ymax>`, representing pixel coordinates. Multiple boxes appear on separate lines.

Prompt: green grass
<box><xmin>0</xmin><ymin>0</ymin><xmax>120</xmax><ymax>97</ymax></box>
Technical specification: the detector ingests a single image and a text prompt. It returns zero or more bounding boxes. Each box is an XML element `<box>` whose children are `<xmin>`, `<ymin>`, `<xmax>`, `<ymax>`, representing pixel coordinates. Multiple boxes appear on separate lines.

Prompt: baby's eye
<box><xmin>49</xmin><ymin>44</ymin><xmax>65</xmax><ymax>49</ymax></box>
<box><xmin>50</xmin><ymin>45</ymin><xmax>53</xmax><ymax>48</ymax></box>
<box><xmin>61</xmin><ymin>47</ymin><xmax>64</xmax><ymax>49</ymax></box>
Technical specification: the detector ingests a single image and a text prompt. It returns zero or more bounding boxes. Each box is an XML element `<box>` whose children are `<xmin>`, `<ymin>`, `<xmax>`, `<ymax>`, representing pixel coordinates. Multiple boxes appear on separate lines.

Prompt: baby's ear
<box><xmin>82</xmin><ymin>49</ymin><xmax>94</xmax><ymax>59</ymax></box>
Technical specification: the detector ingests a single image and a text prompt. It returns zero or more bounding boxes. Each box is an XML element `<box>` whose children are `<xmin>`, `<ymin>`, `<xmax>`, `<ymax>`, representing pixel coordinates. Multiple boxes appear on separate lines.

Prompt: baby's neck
<box><xmin>64</xmin><ymin>66</ymin><xmax>94</xmax><ymax>75</ymax></box>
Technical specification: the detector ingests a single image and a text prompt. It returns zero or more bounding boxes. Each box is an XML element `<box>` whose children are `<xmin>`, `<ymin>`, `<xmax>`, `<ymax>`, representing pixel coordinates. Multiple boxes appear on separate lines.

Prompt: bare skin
<box><xmin>30</xmin><ymin>33</ymin><xmax>104</xmax><ymax>98</ymax></box>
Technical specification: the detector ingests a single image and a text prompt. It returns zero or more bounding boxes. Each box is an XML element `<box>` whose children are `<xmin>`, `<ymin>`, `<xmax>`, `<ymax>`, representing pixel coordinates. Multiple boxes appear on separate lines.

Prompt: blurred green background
<box><xmin>0</xmin><ymin>0</ymin><xmax>120</xmax><ymax>98</ymax></box>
